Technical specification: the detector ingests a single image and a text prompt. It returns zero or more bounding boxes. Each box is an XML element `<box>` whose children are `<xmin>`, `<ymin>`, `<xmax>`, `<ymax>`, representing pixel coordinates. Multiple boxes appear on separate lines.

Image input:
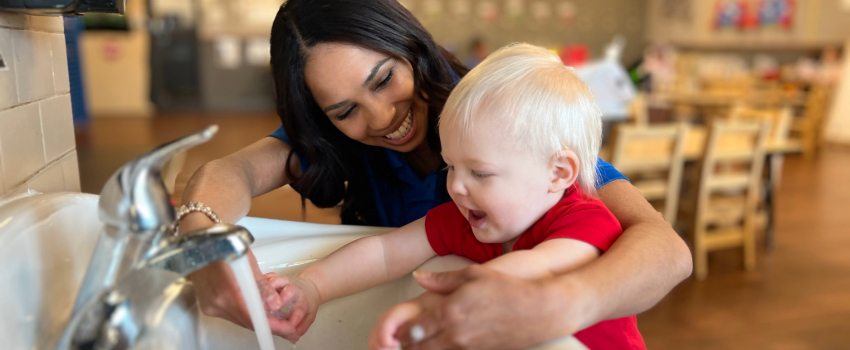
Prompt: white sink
<box><xmin>0</xmin><ymin>192</ymin><xmax>104</xmax><ymax>350</ymax></box>
<box><xmin>0</xmin><ymin>193</ymin><xmax>585</xmax><ymax>350</ymax></box>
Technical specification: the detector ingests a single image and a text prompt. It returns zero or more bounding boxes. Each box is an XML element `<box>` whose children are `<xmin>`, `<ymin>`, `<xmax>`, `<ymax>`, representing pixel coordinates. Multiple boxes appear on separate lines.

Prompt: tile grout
<box><xmin>4</xmin><ymin>147</ymin><xmax>76</xmax><ymax>191</ymax></box>
<box><xmin>0</xmin><ymin>92</ymin><xmax>70</xmax><ymax>113</ymax></box>
<box><xmin>0</xmin><ymin>25</ymin><xmax>64</xmax><ymax>34</ymax></box>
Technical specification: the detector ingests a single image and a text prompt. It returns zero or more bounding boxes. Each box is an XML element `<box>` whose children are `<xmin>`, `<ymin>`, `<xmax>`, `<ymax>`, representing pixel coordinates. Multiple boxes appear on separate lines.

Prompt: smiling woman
<box><xmin>269</xmin><ymin>0</ymin><xmax>468</xmax><ymax>226</ymax></box>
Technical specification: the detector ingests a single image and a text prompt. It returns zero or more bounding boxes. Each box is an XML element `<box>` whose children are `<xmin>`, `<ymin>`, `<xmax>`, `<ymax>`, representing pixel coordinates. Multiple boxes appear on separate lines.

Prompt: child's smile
<box><xmin>440</xmin><ymin>113</ymin><xmax>571</xmax><ymax>244</ymax></box>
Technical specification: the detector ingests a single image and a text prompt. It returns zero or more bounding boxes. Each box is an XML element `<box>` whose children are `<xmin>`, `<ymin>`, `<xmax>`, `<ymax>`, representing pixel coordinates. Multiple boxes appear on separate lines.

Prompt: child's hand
<box><xmin>368</xmin><ymin>297</ymin><xmax>427</xmax><ymax>350</ymax></box>
<box><xmin>263</xmin><ymin>272</ymin><xmax>321</xmax><ymax>343</ymax></box>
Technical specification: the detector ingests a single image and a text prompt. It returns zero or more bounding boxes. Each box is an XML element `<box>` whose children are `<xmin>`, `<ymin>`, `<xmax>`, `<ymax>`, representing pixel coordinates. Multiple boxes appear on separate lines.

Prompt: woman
<box><xmin>182</xmin><ymin>0</ymin><xmax>691</xmax><ymax>347</ymax></box>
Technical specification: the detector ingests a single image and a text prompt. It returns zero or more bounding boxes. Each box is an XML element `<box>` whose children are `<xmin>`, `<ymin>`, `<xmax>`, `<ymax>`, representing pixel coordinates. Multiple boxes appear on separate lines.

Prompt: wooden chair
<box><xmin>610</xmin><ymin>123</ymin><xmax>688</xmax><ymax>227</ymax></box>
<box><xmin>726</xmin><ymin>105</ymin><xmax>792</xmax><ymax>244</ymax></box>
<box><xmin>627</xmin><ymin>92</ymin><xmax>649</xmax><ymax>127</ymax></box>
<box><xmin>791</xmin><ymin>85</ymin><xmax>832</xmax><ymax>157</ymax></box>
<box><xmin>692</xmin><ymin>121</ymin><xmax>769</xmax><ymax>280</ymax></box>
<box><xmin>727</xmin><ymin>104</ymin><xmax>792</xmax><ymax>143</ymax></box>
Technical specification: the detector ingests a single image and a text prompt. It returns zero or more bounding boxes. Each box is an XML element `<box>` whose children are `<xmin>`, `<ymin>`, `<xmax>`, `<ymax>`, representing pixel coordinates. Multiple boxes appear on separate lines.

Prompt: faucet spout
<box><xmin>59</xmin><ymin>224</ymin><xmax>254</xmax><ymax>350</ymax></box>
<box><xmin>142</xmin><ymin>224</ymin><xmax>254</xmax><ymax>276</ymax></box>
<box><xmin>72</xmin><ymin>126</ymin><xmax>219</xmax><ymax>314</ymax></box>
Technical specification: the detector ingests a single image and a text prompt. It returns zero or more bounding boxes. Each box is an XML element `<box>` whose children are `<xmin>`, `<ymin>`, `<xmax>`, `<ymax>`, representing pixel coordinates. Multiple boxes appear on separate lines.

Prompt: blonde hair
<box><xmin>440</xmin><ymin>43</ymin><xmax>602</xmax><ymax>194</ymax></box>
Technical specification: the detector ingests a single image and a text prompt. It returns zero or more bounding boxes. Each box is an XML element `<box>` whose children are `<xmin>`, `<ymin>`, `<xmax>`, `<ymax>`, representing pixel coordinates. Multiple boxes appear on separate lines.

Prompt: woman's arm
<box><xmin>181</xmin><ymin>137</ymin><xmax>300</xmax><ymax>333</ymax></box>
<box><xmin>579</xmin><ymin>179</ymin><xmax>692</xmax><ymax>322</ymax></box>
<box><xmin>180</xmin><ymin>137</ymin><xmax>296</xmax><ymax>226</ymax></box>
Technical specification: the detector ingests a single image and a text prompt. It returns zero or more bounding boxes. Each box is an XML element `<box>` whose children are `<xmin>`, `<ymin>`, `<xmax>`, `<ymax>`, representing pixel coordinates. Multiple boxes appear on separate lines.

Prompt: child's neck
<box><xmin>501</xmin><ymin>235</ymin><xmax>522</xmax><ymax>253</ymax></box>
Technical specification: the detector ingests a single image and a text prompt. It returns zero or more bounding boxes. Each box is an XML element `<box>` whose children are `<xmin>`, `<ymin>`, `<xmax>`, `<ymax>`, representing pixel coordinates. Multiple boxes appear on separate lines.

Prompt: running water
<box><xmin>230</xmin><ymin>256</ymin><xmax>277</xmax><ymax>350</ymax></box>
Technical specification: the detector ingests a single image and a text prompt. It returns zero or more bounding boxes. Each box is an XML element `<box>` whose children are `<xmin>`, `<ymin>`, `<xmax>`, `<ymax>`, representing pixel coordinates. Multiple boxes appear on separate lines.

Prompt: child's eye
<box><xmin>472</xmin><ymin>171</ymin><xmax>490</xmax><ymax>178</ymax></box>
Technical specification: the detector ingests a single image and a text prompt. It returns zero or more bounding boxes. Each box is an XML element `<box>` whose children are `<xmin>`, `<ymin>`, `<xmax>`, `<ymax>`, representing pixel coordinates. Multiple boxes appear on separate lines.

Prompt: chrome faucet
<box><xmin>57</xmin><ymin>126</ymin><xmax>257</xmax><ymax>350</ymax></box>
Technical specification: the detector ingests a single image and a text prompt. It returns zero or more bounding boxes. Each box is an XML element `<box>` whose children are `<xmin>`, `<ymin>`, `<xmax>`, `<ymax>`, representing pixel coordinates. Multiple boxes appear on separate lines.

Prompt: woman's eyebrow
<box><xmin>323</xmin><ymin>57</ymin><xmax>392</xmax><ymax>113</ymax></box>
<box><xmin>362</xmin><ymin>57</ymin><xmax>392</xmax><ymax>87</ymax></box>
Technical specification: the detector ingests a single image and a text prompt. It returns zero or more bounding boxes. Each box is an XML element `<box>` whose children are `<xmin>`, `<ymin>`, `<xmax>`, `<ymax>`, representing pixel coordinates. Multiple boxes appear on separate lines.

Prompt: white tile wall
<box><xmin>0</xmin><ymin>12</ymin><xmax>26</xmax><ymax>29</ymax></box>
<box><xmin>0</xmin><ymin>103</ymin><xmax>46</xmax><ymax>187</ymax></box>
<box><xmin>40</xmin><ymin>94</ymin><xmax>75</xmax><ymax>162</ymax></box>
<box><xmin>27</xmin><ymin>160</ymin><xmax>65</xmax><ymax>193</ymax></box>
<box><xmin>60</xmin><ymin>151</ymin><xmax>80</xmax><ymax>192</ymax></box>
<box><xmin>0</xmin><ymin>149</ymin><xmax>5</xmax><ymax>194</ymax></box>
<box><xmin>0</xmin><ymin>11</ymin><xmax>79</xmax><ymax>198</ymax></box>
<box><xmin>51</xmin><ymin>34</ymin><xmax>69</xmax><ymax>93</ymax></box>
<box><xmin>0</xmin><ymin>28</ymin><xmax>18</xmax><ymax>109</ymax></box>
<box><xmin>12</xmin><ymin>30</ymin><xmax>55</xmax><ymax>103</ymax></box>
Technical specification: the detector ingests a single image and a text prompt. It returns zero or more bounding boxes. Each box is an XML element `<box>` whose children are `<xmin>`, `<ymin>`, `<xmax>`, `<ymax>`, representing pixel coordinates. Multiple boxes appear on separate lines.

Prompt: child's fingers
<box><xmin>278</xmin><ymin>283</ymin><xmax>301</xmax><ymax>306</ymax></box>
<box><xmin>266</xmin><ymin>275</ymin><xmax>292</xmax><ymax>289</ymax></box>
<box><xmin>255</xmin><ymin>275</ymin><xmax>283</xmax><ymax>311</ymax></box>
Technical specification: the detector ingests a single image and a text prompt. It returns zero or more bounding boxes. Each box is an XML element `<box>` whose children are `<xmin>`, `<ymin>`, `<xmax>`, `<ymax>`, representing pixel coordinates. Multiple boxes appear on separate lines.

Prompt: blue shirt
<box><xmin>269</xmin><ymin>127</ymin><xmax>628</xmax><ymax>227</ymax></box>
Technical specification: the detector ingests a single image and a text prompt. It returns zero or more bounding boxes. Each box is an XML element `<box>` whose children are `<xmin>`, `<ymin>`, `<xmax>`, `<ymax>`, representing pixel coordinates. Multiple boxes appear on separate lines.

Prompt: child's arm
<box><xmin>266</xmin><ymin>218</ymin><xmax>437</xmax><ymax>342</ymax></box>
<box><xmin>484</xmin><ymin>239</ymin><xmax>600</xmax><ymax>280</ymax></box>
<box><xmin>298</xmin><ymin>217</ymin><xmax>436</xmax><ymax>304</ymax></box>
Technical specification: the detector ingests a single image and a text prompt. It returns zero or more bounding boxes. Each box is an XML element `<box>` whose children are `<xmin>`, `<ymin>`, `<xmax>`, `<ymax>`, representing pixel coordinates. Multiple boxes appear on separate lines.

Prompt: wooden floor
<box><xmin>76</xmin><ymin>114</ymin><xmax>850</xmax><ymax>349</ymax></box>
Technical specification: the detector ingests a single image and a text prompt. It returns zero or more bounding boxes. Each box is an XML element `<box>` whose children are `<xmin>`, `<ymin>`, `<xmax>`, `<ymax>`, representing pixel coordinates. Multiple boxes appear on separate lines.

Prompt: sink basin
<box><xmin>0</xmin><ymin>193</ymin><xmax>585</xmax><ymax>350</ymax></box>
<box><xmin>0</xmin><ymin>192</ymin><xmax>103</xmax><ymax>350</ymax></box>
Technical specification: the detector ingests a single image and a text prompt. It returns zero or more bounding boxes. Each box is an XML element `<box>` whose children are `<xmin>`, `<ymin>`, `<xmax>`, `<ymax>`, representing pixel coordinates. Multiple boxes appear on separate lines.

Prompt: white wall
<box><xmin>0</xmin><ymin>12</ymin><xmax>80</xmax><ymax>199</ymax></box>
<box><xmin>824</xmin><ymin>39</ymin><xmax>850</xmax><ymax>145</ymax></box>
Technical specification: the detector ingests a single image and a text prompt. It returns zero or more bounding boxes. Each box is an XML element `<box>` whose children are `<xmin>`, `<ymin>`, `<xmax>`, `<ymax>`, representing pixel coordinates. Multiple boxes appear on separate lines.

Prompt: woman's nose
<box><xmin>364</xmin><ymin>102</ymin><xmax>396</xmax><ymax>132</ymax></box>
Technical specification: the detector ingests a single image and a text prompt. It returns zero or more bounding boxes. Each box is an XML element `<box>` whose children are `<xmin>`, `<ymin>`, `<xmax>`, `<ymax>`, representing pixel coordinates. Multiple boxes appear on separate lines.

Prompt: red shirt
<box><xmin>425</xmin><ymin>186</ymin><xmax>646</xmax><ymax>350</ymax></box>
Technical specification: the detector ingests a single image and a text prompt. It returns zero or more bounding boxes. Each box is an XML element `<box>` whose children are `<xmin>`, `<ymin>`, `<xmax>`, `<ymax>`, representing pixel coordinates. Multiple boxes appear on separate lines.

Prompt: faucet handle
<box><xmin>98</xmin><ymin>125</ymin><xmax>219</xmax><ymax>235</ymax></box>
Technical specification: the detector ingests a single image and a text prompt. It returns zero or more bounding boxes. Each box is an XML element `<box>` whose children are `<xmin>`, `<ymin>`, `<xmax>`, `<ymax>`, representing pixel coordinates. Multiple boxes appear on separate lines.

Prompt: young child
<box><xmin>264</xmin><ymin>43</ymin><xmax>645</xmax><ymax>349</ymax></box>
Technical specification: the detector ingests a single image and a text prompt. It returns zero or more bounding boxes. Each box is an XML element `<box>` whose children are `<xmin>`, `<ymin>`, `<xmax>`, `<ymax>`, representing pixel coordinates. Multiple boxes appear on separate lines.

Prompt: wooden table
<box><xmin>648</xmin><ymin>91</ymin><xmax>807</xmax><ymax>109</ymax></box>
<box><xmin>600</xmin><ymin>126</ymin><xmax>803</xmax><ymax>161</ymax></box>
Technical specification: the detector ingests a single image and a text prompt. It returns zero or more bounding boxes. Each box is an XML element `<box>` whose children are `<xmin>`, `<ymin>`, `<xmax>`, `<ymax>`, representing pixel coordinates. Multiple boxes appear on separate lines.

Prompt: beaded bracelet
<box><xmin>172</xmin><ymin>201</ymin><xmax>222</xmax><ymax>234</ymax></box>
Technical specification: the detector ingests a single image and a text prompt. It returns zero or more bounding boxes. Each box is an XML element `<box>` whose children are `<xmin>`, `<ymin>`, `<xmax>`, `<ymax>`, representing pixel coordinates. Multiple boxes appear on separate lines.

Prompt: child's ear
<box><xmin>549</xmin><ymin>149</ymin><xmax>579</xmax><ymax>193</ymax></box>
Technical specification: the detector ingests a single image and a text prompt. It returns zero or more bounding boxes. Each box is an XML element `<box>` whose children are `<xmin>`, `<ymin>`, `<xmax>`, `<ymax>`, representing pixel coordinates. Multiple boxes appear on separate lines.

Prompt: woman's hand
<box><xmin>188</xmin><ymin>246</ymin><xmax>294</xmax><ymax>330</ymax></box>
<box><xmin>264</xmin><ymin>273</ymin><xmax>322</xmax><ymax>343</ymax></box>
<box><xmin>184</xmin><ymin>211</ymin><xmax>293</xmax><ymax>336</ymax></box>
<box><xmin>390</xmin><ymin>266</ymin><xmax>586</xmax><ymax>350</ymax></box>
<box><xmin>368</xmin><ymin>292</ymin><xmax>430</xmax><ymax>350</ymax></box>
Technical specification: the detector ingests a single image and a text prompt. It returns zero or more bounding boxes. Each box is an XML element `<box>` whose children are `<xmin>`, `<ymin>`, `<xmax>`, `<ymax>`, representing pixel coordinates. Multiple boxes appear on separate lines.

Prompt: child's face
<box><xmin>440</xmin><ymin>114</ymin><xmax>566</xmax><ymax>244</ymax></box>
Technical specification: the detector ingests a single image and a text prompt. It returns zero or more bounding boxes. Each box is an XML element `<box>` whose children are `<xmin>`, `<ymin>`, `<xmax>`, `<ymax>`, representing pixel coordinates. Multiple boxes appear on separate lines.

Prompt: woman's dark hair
<box><xmin>270</xmin><ymin>0</ymin><xmax>468</xmax><ymax>225</ymax></box>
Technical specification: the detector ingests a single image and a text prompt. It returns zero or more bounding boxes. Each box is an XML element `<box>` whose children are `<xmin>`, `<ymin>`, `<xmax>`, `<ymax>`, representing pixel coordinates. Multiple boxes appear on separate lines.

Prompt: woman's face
<box><xmin>304</xmin><ymin>43</ymin><xmax>429</xmax><ymax>153</ymax></box>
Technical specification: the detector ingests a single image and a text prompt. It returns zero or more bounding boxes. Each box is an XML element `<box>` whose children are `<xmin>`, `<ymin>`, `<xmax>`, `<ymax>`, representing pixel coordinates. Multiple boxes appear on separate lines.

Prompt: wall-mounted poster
<box><xmin>713</xmin><ymin>0</ymin><xmax>795</xmax><ymax>31</ymax></box>
<box><xmin>713</xmin><ymin>0</ymin><xmax>746</xmax><ymax>30</ymax></box>
<box><xmin>758</xmin><ymin>0</ymin><xmax>795</xmax><ymax>29</ymax></box>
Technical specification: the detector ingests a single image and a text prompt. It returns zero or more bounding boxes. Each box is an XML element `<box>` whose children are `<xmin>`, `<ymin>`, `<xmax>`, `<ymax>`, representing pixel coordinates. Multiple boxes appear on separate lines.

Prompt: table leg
<box><xmin>765</xmin><ymin>153</ymin><xmax>784</xmax><ymax>250</ymax></box>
